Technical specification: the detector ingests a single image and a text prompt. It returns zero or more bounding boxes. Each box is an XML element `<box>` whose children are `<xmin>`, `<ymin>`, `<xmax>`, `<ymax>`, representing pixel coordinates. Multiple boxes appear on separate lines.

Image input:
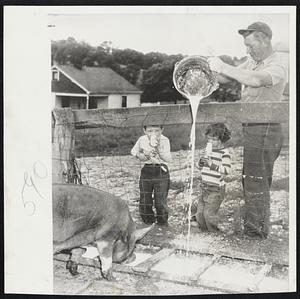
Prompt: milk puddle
<box><xmin>173</xmin><ymin>56</ymin><xmax>219</xmax><ymax>253</ymax></box>
<box><xmin>81</xmin><ymin>245</ymin><xmax>99</xmax><ymax>259</ymax></box>
<box><xmin>152</xmin><ymin>252</ymin><xmax>213</xmax><ymax>276</ymax></box>
<box><xmin>80</xmin><ymin>246</ymin><xmax>151</xmax><ymax>267</ymax></box>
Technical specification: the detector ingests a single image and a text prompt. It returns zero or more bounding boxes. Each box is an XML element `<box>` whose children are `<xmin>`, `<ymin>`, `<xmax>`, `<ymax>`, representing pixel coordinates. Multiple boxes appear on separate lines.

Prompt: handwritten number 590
<box><xmin>21</xmin><ymin>161</ymin><xmax>48</xmax><ymax>216</ymax></box>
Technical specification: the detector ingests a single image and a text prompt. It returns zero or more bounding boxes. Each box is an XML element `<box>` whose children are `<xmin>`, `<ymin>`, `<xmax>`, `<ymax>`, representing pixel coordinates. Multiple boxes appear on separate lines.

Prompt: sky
<box><xmin>49</xmin><ymin>11</ymin><xmax>290</xmax><ymax>58</ymax></box>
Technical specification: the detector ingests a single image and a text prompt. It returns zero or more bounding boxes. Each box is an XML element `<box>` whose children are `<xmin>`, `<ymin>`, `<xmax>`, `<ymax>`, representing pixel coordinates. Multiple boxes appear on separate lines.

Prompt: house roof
<box><xmin>53</xmin><ymin>64</ymin><xmax>142</xmax><ymax>94</ymax></box>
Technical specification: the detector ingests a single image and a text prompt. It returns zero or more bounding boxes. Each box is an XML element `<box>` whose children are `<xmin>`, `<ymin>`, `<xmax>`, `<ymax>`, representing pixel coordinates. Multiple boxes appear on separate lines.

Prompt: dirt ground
<box><xmin>53</xmin><ymin>147</ymin><xmax>290</xmax><ymax>295</ymax></box>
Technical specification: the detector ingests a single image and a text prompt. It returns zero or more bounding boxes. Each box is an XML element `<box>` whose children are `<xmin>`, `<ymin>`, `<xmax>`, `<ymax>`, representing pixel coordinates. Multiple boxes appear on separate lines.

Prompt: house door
<box><xmin>88</xmin><ymin>98</ymin><xmax>98</xmax><ymax>109</ymax></box>
<box><xmin>61</xmin><ymin>97</ymin><xmax>70</xmax><ymax>107</ymax></box>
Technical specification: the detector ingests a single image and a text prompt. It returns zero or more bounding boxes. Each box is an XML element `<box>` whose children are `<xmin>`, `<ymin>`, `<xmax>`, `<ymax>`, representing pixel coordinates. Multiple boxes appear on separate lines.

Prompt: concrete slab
<box><xmin>152</xmin><ymin>252</ymin><xmax>213</xmax><ymax>277</ymax></box>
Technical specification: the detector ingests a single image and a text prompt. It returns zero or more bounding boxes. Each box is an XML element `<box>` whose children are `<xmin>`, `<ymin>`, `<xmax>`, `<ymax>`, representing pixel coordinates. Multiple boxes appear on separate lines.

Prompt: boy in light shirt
<box><xmin>131</xmin><ymin>124</ymin><xmax>172</xmax><ymax>225</ymax></box>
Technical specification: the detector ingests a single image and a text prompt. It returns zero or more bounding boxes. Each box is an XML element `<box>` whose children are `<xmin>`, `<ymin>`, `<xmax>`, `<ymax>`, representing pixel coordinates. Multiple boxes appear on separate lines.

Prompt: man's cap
<box><xmin>238</xmin><ymin>22</ymin><xmax>272</xmax><ymax>39</ymax></box>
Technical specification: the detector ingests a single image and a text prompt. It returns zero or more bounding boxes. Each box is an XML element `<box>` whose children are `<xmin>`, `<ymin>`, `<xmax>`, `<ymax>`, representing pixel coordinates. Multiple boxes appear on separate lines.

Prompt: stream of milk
<box><xmin>185</xmin><ymin>95</ymin><xmax>202</xmax><ymax>254</ymax></box>
<box><xmin>173</xmin><ymin>56</ymin><xmax>218</xmax><ymax>255</ymax></box>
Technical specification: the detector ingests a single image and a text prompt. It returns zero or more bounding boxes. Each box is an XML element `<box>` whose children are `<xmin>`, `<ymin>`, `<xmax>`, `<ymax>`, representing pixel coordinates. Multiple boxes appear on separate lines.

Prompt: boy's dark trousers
<box><xmin>196</xmin><ymin>184</ymin><xmax>225</xmax><ymax>231</ymax></box>
<box><xmin>242</xmin><ymin>123</ymin><xmax>283</xmax><ymax>238</ymax></box>
<box><xmin>139</xmin><ymin>164</ymin><xmax>170</xmax><ymax>224</ymax></box>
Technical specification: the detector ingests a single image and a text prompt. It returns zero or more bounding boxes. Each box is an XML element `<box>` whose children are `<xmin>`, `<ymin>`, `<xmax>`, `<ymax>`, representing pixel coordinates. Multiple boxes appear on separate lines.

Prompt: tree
<box><xmin>117</xmin><ymin>63</ymin><xmax>141</xmax><ymax>85</ymax></box>
<box><xmin>100</xmin><ymin>41</ymin><xmax>113</xmax><ymax>54</ymax></box>
<box><xmin>111</xmin><ymin>48</ymin><xmax>145</xmax><ymax>68</ymax></box>
<box><xmin>143</xmin><ymin>52</ymin><xmax>168</xmax><ymax>69</ymax></box>
<box><xmin>209</xmin><ymin>55</ymin><xmax>242</xmax><ymax>102</ymax></box>
<box><xmin>141</xmin><ymin>55</ymin><xmax>185</xmax><ymax>103</ymax></box>
<box><xmin>52</xmin><ymin>37</ymin><xmax>92</xmax><ymax>69</ymax></box>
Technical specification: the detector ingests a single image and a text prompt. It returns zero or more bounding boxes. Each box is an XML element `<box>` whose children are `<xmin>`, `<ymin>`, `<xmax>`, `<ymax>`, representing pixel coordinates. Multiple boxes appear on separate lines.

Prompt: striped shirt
<box><xmin>201</xmin><ymin>148</ymin><xmax>231</xmax><ymax>187</ymax></box>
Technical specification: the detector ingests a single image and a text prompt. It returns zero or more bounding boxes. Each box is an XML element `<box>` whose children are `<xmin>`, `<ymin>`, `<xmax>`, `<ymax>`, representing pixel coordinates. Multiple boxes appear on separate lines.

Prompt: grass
<box><xmin>75</xmin><ymin>124</ymin><xmax>244</xmax><ymax>157</ymax></box>
<box><xmin>75</xmin><ymin>122</ymin><xmax>288</xmax><ymax>158</ymax></box>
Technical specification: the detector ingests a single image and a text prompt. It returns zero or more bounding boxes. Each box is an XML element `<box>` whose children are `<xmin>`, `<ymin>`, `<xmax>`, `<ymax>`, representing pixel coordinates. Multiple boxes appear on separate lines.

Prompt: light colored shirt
<box><xmin>201</xmin><ymin>148</ymin><xmax>231</xmax><ymax>187</ymax></box>
<box><xmin>239</xmin><ymin>52</ymin><xmax>287</xmax><ymax>102</ymax></box>
<box><xmin>131</xmin><ymin>134</ymin><xmax>172</xmax><ymax>165</ymax></box>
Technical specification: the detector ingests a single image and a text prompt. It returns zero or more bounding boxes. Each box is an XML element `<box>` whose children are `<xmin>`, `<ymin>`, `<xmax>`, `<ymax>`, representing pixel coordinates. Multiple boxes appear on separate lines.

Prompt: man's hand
<box><xmin>207</xmin><ymin>57</ymin><xmax>226</xmax><ymax>73</ymax></box>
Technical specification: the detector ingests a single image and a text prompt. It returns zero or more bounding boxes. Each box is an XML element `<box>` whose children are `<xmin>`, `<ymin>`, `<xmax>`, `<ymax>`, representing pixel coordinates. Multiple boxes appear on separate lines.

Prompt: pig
<box><xmin>53</xmin><ymin>183</ymin><xmax>153</xmax><ymax>279</ymax></box>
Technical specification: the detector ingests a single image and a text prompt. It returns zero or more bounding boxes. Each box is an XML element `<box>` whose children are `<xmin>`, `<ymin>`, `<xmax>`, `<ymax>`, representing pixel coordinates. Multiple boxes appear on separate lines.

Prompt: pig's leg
<box><xmin>53</xmin><ymin>223</ymin><xmax>113</xmax><ymax>254</ymax></box>
<box><xmin>96</xmin><ymin>239</ymin><xmax>116</xmax><ymax>280</ymax></box>
<box><xmin>66</xmin><ymin>247</ymin><xmax>86</xmax><ymax>276</ymax></box>
<box><xmin>53</xmin><ymin>229</ymin><xmax>95</xmax><ymax>254</ymax></box>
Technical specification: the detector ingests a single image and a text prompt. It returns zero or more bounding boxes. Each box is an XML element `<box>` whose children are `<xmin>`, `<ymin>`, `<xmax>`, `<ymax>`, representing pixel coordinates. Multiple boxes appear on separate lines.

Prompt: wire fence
<box><xmin>52</xmin><ymin>106</ymin><xmax>289</xmax><ymax>245</ymax></box>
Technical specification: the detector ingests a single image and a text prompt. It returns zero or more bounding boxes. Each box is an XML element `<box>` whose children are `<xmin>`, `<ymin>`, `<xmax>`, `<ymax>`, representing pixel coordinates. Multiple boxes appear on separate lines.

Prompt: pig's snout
<box><xmin>112</xmin><ymin>239</ymin><xmax>130</xmax><ymax>263</ymax></box>
<box><xmin>124</xmin><ymin>252</ymin><xmax>136</xmax><ymax>264</ymax></box>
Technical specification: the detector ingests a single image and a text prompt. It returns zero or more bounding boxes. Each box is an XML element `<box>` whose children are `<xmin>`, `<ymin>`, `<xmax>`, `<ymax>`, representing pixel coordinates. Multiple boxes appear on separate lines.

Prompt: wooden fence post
<box><xmin>52</xmin><ymin>108</ymin><xmax>75</xmax><ymax>184</ymax></box>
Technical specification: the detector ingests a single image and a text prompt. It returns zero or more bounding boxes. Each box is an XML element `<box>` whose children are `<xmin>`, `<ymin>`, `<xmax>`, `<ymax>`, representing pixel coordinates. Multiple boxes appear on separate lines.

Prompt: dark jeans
<box><xmin>196</xmin><ymin>184</ymin><xmax>225</xmax><ymax>231</ymax></box>
<box><xmin>139</xmin><ymin>164</ymin><xmax>170</xmax><ymax>224</ymax></box>
<box><xmin>242</xmin><ymin>123</ymin><xmax>283</xmax><ymax>238</ymax></box>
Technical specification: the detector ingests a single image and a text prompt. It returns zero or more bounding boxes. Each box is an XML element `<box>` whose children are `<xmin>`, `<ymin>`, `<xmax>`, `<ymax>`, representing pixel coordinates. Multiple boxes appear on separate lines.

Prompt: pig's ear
<box><xmin>134</xmin><ymin>224</ymin><xmax>154</xmax><ymax>241</ymax></box>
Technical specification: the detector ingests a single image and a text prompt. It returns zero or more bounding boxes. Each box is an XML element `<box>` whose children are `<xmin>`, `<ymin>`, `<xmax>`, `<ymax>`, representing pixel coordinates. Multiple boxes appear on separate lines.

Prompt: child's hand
<box><xmin>198</xmin><ymin>157</ymin><xmax>208</xmax><ymax>168</ymax></box>
<box><xmin>198</xmin><ymin>158</ymin><xmax>204</xmax><ymax>168</ymax></box>
<box><xmin>143</xmin><ymin>151</ymin><xmax>151</xmax><ymax>159</ymax></box>
<box><xmin>142</xmin><ymin>149</ymin><xmax>153</xmax><ymax>158</ymax></box>
<box><xmin>143</xmin><ymin>148</ymin><xmax>158</xmax><ymax>160</ymax></box>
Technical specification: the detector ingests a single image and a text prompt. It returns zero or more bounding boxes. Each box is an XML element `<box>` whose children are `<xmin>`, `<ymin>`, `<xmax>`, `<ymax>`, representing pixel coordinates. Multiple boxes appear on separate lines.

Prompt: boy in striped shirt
<box><xmin>196</xmin><ymin>123</ymin><xmax>231</xmax><ymax>232</ymax></box>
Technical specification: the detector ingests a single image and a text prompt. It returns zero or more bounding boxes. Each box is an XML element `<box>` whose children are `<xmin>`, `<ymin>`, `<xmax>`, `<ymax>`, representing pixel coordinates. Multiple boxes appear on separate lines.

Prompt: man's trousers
<box><xmin>242</xmin><ymin>123</ymin><xmax>283</xmax><ymax>238</ymax></box>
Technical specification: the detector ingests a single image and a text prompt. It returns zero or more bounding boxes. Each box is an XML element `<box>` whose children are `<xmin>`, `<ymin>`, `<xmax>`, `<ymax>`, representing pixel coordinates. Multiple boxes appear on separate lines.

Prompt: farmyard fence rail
<box><xmin>52</xmin><ymin>102</ymin><xmax>289</xmax><ymax>183</ymax></box>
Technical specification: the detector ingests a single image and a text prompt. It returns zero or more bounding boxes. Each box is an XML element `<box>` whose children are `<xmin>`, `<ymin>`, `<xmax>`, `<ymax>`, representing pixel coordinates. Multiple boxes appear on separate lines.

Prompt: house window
<box><xmin>52</xmin><ymin>70</ymin><xmax>60</xmax><ymax>81</ymax></box>
<box><xmin>122</xmin><ymin>96</ymin><xmax>127</xmax><ymax>108</ymax></box>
